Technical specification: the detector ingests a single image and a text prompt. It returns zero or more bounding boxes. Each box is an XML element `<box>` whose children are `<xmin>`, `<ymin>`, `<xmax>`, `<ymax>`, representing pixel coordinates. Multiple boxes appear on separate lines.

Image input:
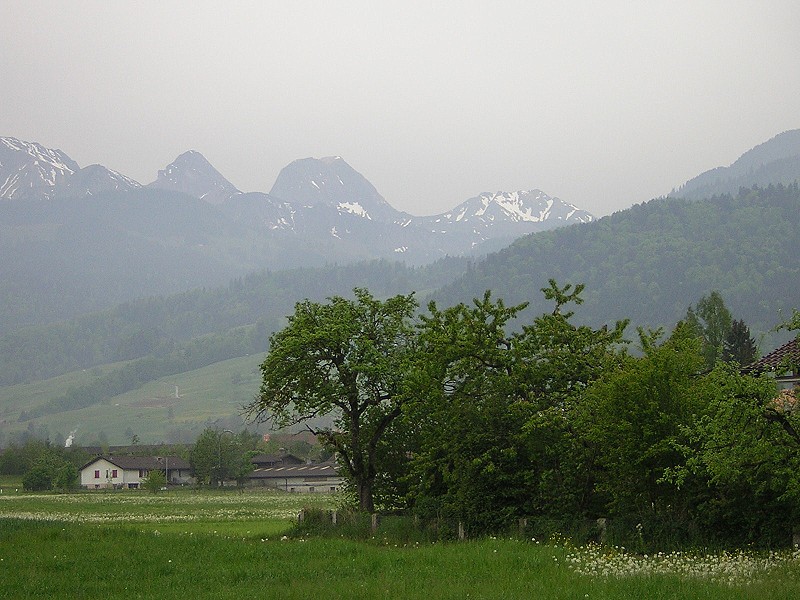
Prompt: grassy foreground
<box><xmin>1</xmin><ymin>490</ymin><xmax>799</xmax><ymax>599</ymax></box>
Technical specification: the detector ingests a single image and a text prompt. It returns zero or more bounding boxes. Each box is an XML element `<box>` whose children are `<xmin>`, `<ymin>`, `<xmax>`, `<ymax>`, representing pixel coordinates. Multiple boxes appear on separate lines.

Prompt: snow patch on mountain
<box><xmin>0</xmin><ymin>136</ymin><xmax>79</xmax><ymax>200</ymax></box>
<box><xmin>1</xmin><ymin>135</ymin><xmax>597</xmax><ymax>265</ymax></box>
<box><xmin>338</xmin><ymin>201</ymin><xmax>371</xmax><ymax>219</ymax></box>
<box><xmin>416</xmin><ymin>190</ymin><xmax>593</xmax><ymax>235</ymax></box>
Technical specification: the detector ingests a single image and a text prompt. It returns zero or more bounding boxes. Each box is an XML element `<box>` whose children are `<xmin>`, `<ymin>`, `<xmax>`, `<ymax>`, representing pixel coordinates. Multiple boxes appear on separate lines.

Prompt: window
<box><xmin>94</xmin><ymin>470</ymin><xmax>100</xmax><ymax>479</ymax></box>
<box><xmin>112</xmin><ymin>469</ymin><xmax>118</xmax><ymax>478</ymax></box>
<box><xmin>309</xmin><ymin>486</ymin><xmax>315</xmax><ymax>492</ymax></box>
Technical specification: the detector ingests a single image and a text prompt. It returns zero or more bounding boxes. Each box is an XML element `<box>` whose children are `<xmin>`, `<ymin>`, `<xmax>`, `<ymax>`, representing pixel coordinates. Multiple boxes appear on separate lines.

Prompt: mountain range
<box><xmin>0</xmin><ymin>136</ymin><xmax>592</xmax><ymax>257</ymax></box>
<box><xmin>0</xmin><ymin>129</ymin><xmax>799</xmax><ymax>446</ymax></box>
<box><xmin>672</xmin><ymin>129</ymin><xmax>800</xmax><ymax>199</ymax></box>
<box><xmin>0</xmin><ymin>136</ymin><xmax>591</xmax><ymax>329</ymax></box>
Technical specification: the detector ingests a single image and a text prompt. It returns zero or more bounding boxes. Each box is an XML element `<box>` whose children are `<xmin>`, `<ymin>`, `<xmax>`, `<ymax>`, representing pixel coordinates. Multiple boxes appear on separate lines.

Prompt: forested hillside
<box><xmin>673</xmin><ymin>129</ymin><xmax>800</xmax><ymax>200</ymax></box>
<box><xmin>0</xmin><ymin>257</ymin><xmax>468</xmax><ymax>387</ymax></box>
<box><xmin>3</xmin><ymin>185</ymin><xmax>799</xmax><ymax>446</ymax></box>
<box><xmin>435</xmin><ymin>184</ymin><xmax>800</xmax><ymax>344</ymax></box>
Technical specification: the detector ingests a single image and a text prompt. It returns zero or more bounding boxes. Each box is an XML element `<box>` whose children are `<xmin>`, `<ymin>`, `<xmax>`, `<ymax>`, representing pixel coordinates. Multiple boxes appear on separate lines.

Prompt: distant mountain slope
<box><xmin>673</xmin><ymin>129</ymin><xmax>800</xmax><ymax>200</ymax></box>
<box><xmin>435</xmin><ymin>184</ymin><xmax>800</xmax><ymax>342</ymax></box>
<box><xmin>0</xmin><ymin>137</ymin><xmax>79</xmax><ymax>200</ymax></box>
<box><xmin>60</xmin><ymin>164</ymin><xmax>142</xmax><ymax>197</ymax></box>
<box><xmin>0</xmin><ymin>257</ymin><xmax>468</xmax><ymax>386</ymax></box>
<box><xmin>0</xmin><ymin>189</ymin><xmax>321</xmax><ymax>329</ymax></box>
<box><xmin>269</xmin><ymin>156</ymin><xmax>401</xmax><ymax>222</ymax></box>
<box><xmin>411</xmin><ymin>190</ymin><xmax>593</xmax><ymax>251</ymax></box>
<box><xmin>1</xmin><ymin>137</ymin><xmax>594</xmax><ymax>328</ymax></box>
<box><xmin>147</xmin><ymin>150</ymin><xmax>240</xmax><ymax>205</ymax></box>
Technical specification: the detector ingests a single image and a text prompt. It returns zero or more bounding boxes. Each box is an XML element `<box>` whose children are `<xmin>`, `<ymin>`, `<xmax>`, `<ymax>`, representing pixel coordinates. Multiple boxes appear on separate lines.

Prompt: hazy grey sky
<box><xmin>2</xmin><ymin>1</ymin><xmax>798</xmax><ymax>217</ymax></box>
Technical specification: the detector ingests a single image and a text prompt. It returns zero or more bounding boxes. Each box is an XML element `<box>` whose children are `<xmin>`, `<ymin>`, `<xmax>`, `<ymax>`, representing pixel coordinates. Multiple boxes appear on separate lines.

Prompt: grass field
<box><xmin>2</xmin><ymin>489</ymin><xmax>800</xmax><ymax>599</ymax></box>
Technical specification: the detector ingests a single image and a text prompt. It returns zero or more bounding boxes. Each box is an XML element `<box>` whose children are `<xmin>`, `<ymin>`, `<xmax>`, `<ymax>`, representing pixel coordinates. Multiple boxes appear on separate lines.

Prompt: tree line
<box><xmin>248</xmin><ymin>284</ymin><xmax>799</xmax><ymax>549</ymax></box>
<box><xmin>1</xmin><ymin>427</ymin><xmax>326</xmax><ymax>493</ymax></box>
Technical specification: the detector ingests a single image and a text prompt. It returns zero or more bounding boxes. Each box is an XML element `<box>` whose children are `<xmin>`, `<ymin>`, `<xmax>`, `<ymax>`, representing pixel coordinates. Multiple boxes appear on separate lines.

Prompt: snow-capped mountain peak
<box><xmin>0</xmin><ymin>136</ymin><xmax>79</xmax><ymax>200</ymax></box>
<box><xmin>269</xmin><ymin>156</ymin><xmax>398</xmax><ymax>222</ymax></box>
<box><xmin>418</xmin><ymin>189</ymin><xmax>592</xmax><ymax>230</ymax></box>
<box><xmin>2</xmin><ymin>135</ymin><xmax>597</xmax><ymax>265</ymax></box>
<box><xmin>62</xmin><ymin>164</ymin><xmax>142</xmax><ymax>197</ymax></box>
<box><xmin>147</xmin><ymin>150</ymin><xmax>240</xmax><ymax>204</ymax></box>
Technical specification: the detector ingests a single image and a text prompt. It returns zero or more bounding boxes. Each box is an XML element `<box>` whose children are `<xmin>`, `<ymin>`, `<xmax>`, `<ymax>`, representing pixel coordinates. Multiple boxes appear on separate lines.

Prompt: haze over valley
<box><xmin>1</xmin><ymin>1</ymin><xmax>798</xmax><ymax>447</ymax></box>
<box><xmin>1</xmin><ymin>129</ymin><xmax>798</xmax><ymax>446</ymax></box>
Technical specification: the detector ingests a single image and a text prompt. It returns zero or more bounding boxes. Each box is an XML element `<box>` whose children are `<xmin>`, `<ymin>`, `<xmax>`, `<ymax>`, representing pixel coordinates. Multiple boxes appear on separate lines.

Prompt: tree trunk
<box><xmin>359</xmin><ymin>478</ymin><xmax>374</xmax><ymax>513</ymax></box>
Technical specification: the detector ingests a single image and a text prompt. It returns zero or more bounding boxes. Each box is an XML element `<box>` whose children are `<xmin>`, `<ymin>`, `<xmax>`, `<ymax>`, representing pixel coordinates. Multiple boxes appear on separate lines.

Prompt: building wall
<box><xmin>80</xmin><ymin>460</ymin><xmax>193</xmax><ymax>489</ymax></box>
<box><xmin>251</xmin><ymin>476</ymin><xmax>343</xmax><ymax>493</ymax></box>
<box><xmin>80</xmin><ymin>458</ymin><xmax>124</xmax><ymax>489</ymax></box>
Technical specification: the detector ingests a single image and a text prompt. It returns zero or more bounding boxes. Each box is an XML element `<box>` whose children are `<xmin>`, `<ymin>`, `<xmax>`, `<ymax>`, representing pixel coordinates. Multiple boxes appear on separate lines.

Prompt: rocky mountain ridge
<box><xmin>0</xmin><ymin>136</ymin><xmax>593</xmax><ymax>260</ymax></box>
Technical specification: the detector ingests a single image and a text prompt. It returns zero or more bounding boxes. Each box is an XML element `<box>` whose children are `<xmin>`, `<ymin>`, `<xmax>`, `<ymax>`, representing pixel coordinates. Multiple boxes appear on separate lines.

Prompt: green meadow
<box><xmin>0</xmin><ymin>354</ymin><xmax>264</xmax><ymax>444</ymax></box>
<box><xmin>2</xmin><ymin>489</ymin><xmax>799</xmax><ymax>599</ymax></box>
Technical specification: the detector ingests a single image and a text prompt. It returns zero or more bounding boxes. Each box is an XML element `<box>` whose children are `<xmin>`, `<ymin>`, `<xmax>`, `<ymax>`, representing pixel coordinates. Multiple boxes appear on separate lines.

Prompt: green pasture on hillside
<box><xmin>2</xmin><ymin>489</ymin><xmax>800</xmax><ymax>599</ymax></box>
<box><xmin>0</xmin><ymin>354</ymin><xmax>265</xmax><ymax>444</ymax></box>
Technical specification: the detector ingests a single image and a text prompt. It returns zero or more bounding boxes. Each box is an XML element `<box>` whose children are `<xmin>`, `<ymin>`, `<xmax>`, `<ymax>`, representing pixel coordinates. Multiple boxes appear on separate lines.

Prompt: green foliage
<box><xmin>779</xmin><ymin>309</ymin><xmax>800</xmax><ymax>337</ymax></box>
<box><xmin>4</xmin><ymin>439</ymin><xmax>87</xmax><ymax>494</ymax></box>
<box><xmin>142</xmin><ymin>467</ymin><xmax>167</xmax><ymax>493</ymax></box>
<box><xmin>436</xmin><ymin>184</ymin><xmax>800</xmax><ymax>344</ymax></box>
<box><xmin>248</xmin><ymin>288</ymin><xmax>419</xmax><ymax>512</ymax></box>
<box><xmin>22</xmin><ymin>462</ymin><xmax>55</xmax><ymax>491</ymax></box>
<box><xmin>404</xmin><ymin>281</ymin><xmax>628</xmax><ymax>533</ymax></box>
<box><xmin>189</xmin><ymin>428</ymin><xmax>257</xmax><ymax>487</ymax></box>
<box><xmin>53</xmin><ymin>462</ymin><xmax>78</xmax><ymax>492</ymax></box>
<box><xmin>189</xmin><ymin>429</ymin><xmax>221</xmax><ymax>486</ymax></box>
<box><xmin>723</xmin><ymin>318</ymin><xmax>758</xmax><ymax>365</ymax></box>
<box><xmin>685</xmin><ymin>291</ymin><xmax>733</xmax><ymax>368</ymax></box>
<box><xmin>670</xmin><ymin>363</ymin><xmax>800</xmax><ymax>543</ymax></box>
<box><xmin>574</xmin><ymin>325</ymin><xmax>706</xmax><ymax>524</ymax></box>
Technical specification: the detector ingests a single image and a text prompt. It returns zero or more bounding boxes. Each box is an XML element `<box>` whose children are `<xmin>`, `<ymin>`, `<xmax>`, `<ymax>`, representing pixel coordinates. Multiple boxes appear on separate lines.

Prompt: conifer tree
<box><xmin>722</xmin><ymin>318</ymin><xmax>758</xmax><ymax>366</ymax></box>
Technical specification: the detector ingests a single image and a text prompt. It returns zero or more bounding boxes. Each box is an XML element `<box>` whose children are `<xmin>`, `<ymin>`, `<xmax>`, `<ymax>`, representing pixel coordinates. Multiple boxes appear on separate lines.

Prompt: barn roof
<box><xmin>249</xmin><ymin>462</ymin><xmax>338</xmax><ymax>479</ymax></box>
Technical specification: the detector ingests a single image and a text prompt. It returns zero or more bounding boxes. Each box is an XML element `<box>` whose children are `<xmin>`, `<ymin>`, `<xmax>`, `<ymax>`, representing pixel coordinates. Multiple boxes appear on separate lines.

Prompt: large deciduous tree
<box><xmin>574</xmin><ymin>324</ymin><xmax>707</xmax><ymax>529</ymax></box>
<box><xmin>246</xmin><ymin>288</ymin><xmax>418</xmax><ymax>512</ymax></box>
<box><xmin>405</xmin><ymin>281</ymin><xmax>628</xmax><ymax>532</ymax></box>
<box><xmin>190</xmin><ymin>428</ymin><xmax>253</xmax><ymax>487</ymax></box>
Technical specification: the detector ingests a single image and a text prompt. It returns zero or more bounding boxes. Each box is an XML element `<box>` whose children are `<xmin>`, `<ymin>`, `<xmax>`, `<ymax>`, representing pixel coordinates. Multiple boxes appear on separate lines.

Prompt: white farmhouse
<box><xmin>80</xmin><ymin>455</ymin><xmax>192</xmax><ymax>489</ymax></box>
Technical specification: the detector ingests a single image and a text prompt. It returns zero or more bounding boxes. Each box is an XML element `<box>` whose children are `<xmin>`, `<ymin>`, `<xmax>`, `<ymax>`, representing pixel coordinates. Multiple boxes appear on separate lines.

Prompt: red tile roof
<box><xmin>743</xmin><ymin>338</ymin><xmax>800</xmax><ymax>374</ymax></box>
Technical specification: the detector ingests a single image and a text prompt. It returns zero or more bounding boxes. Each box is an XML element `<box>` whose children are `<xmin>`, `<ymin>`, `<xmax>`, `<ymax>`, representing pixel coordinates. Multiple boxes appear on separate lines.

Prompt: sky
<box><xmin>2</xmin><ymin>1</ymin><xmax>798</xmax><ymax>217</ymax></box>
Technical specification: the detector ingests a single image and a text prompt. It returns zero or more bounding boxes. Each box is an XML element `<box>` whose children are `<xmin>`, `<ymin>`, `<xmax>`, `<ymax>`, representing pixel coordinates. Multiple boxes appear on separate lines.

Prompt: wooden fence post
<box><xmin>332</xmin><ymin>510</ymin><xmax>337</xmax><ymax>525</ymax></box>
<box><xmin>458</xmin><ymin>521</ymin><xmax>465</xmax><ymax>540</ymax></box>
<box><xmin>371</xmin><ymin>513</ymin><xmax>378</xmax><ymax>533</ymax></box>
<box><xmin>298</xmin><ymin>509</ymin><xmax>305</xmax><ymax>523</ymax></box>
<box><xmin>597</xmin><ymin>518</ymin><xmax>607</xmax><ymax>544</ymax></box>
